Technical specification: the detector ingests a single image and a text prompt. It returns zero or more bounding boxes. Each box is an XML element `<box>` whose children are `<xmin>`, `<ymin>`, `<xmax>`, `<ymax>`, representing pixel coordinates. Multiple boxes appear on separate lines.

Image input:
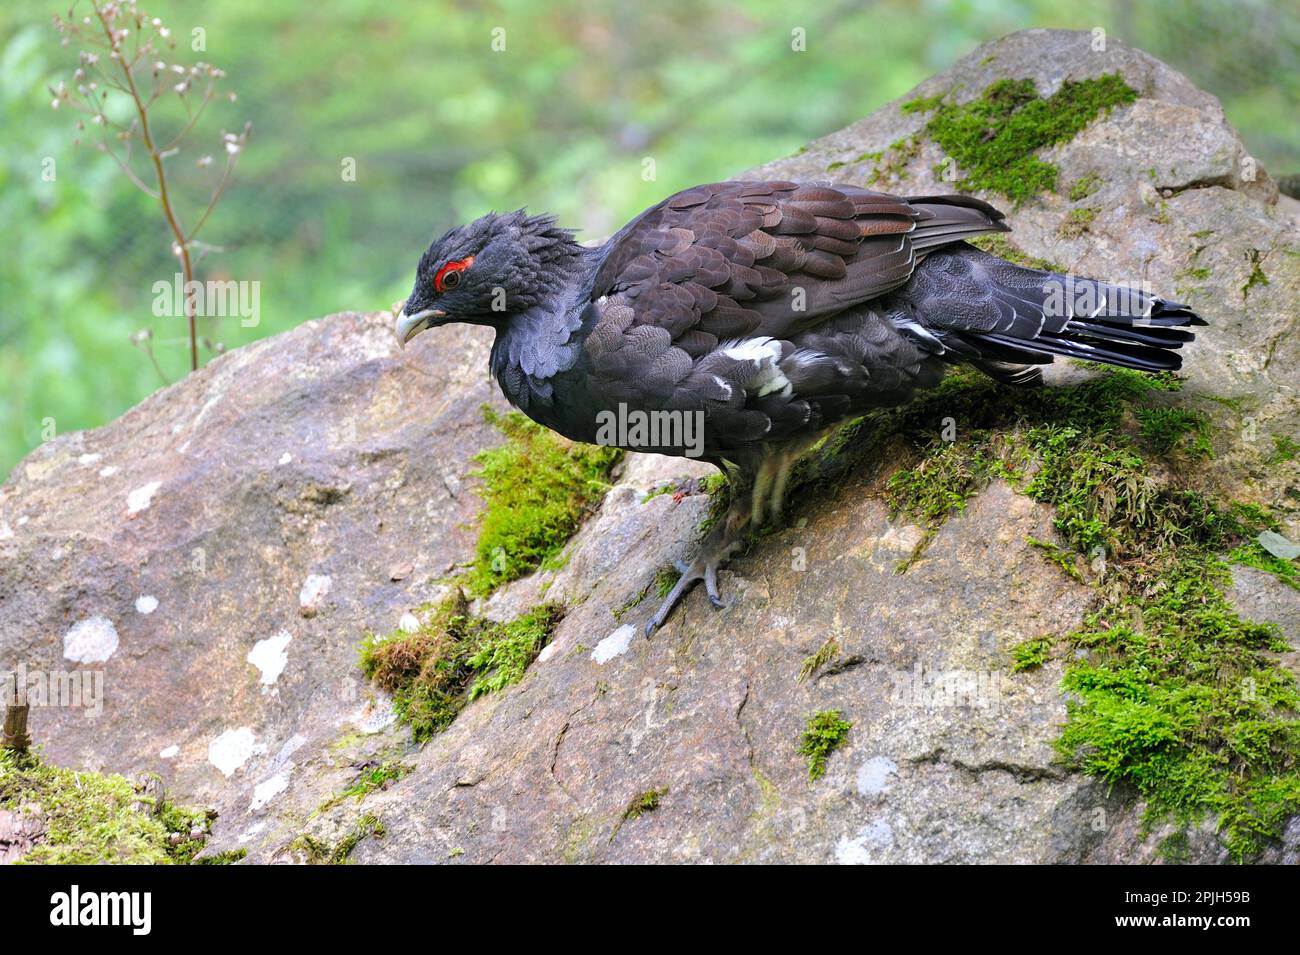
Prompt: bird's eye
<box><xmin>434</xmin><ymin>256</ymin><xmax>473</xmax><ymax>293</ymax></box>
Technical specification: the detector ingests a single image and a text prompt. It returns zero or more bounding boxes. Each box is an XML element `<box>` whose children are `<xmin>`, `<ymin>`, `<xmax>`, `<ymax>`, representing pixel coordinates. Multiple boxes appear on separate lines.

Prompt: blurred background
<box><xmin>1</xmin><ymin>0</ymin><xmax>1296</xmax><ymax>479</ymax></box>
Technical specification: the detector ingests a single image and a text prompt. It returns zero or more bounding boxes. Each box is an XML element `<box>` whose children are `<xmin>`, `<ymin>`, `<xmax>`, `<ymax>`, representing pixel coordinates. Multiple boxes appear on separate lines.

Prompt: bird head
<box><xmin>396</xmin><ymin>210</ymin><xmax>580</xmax><ymax>347</ymax></box>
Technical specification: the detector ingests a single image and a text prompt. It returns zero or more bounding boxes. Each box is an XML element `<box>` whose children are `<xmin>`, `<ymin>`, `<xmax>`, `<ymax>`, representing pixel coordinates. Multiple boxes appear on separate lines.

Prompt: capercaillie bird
<box><xmin>396</xmin><ymin>180</ymin><xmax>1204</xmax><ymax>633</ymax></box>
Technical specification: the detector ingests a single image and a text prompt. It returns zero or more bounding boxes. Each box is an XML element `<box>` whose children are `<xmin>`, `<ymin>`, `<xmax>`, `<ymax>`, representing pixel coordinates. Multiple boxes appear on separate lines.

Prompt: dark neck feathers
<box><xmin>489</xmin><ymin>235</ymin><xmax>599</xmax><ymax>412</ymax></box>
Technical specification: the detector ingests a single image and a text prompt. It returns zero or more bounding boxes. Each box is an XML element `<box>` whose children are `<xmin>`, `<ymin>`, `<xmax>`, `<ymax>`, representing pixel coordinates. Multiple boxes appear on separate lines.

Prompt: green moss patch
<box><xmin>884</xmin><ymin>433</ymin><xmax>1010</xmax><ymax>570</ymax></box>
<box><xmin>1026</xmin><ymin>536</ymin><xmax>1083</xmax><ymax>582</ymax></box>
<box><xmin>1069</xmin><ymin>173</ymin><xmax>1104</xmax><ymax>201</ymax></box>
<box><xmin>798</xmin><ymin>637</ymin><xmax>841</xmax><ymax>683</ymax></box>
<box><xmin>866</xmin><ymin>136</ymin><xmax>921</xmax><ymax>186</ymax></box>
<box><xmin>466</xmin><ymin>406</ymin><xmax>621</xmax><ymax>596</ymax></box>
<box><xmin>606</xmin><ymin>786</ymin><xmax>669</xmax><ymax>844</ymax></box>
<box><xmin>799</xmin><ymin>710</ymin><xmax>853</xmax><ymax>781</ymax></box>
<box><xmin>967</xmin><ymin>234</ymin><xmax>1065</xmax><ymax>272</ymax></box>
<box><xmin>622</xmin><ymin>787</ymin><xmax>667</xmax><ymax>820</ymax></box>
<box><xmin>1135</xmin><ymin>406</ymin><xmax>1213</xmax><ymax>458</ymax></box>
<box><xmin>695</xmin><ymin>472</ymin><xmax>732</xmax><ymax>533</ymax></box>
<box><xmin>292</xmin><ymin>813</ymin><xmax>385</xmax><ymax>865</ymax></box>
<box><xmin>360</xmin><ymin>589</ymin><xmax>564</xmax><ymax>741</ymax></box>
<box><xmin>1058</xmin><ymin>207</ymin><xmax>1098</xmax><ymax>239</ymax></box>
<box><xmin>1010</xmin><ymin>636</ymin><xmax>1054</xmax><ymax>673</ymax></box>
<box><xmin>318</xmin><ymin>760</ymin><xmax>411</xmax><ymax>813</ymax></box>
<box><xmin>884</xmin><ymin>429</ymin><xmax>1007</xmax><ymax>524</ymax></box>
<box><xmin>900</xmin><ymin>93</ymin><xmax>945</xmax><ymax>115</ymax></box>
<box><xmin>0</xmin><ymin>752</ymin><xmax>214</xmax><ymax>864</ymax></box>
<box><xmin>1267</xmin><ymin>435</ymin><xmax>1299</xmax><ymax>464</ymax></box>
<box><xmin>1056</xmin><ymin>555</ymin><xmax>1297</xmax><ymax>861</ymax></box>
<box><xmin>1242</xmin><ymin>249</ymin><xmax>1270</xmax><ymax>298</ymax></box>
<box><xmin>1230</xmin><ymin>540</ymin><xmax>1300</xmax><ymax>591</ymax></box>
<box><xmin>876</xmin><ymin>366</ymin><xmax>1300</xmax><ymax>859</ymax></box>
<box><xmin>906</xmin><ymin>75</ymin><xmax>1137</xmax><ymax>202</ymax></box>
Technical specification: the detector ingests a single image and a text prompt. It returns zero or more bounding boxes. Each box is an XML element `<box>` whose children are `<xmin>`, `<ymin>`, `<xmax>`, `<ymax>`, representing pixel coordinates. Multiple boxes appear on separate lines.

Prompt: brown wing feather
<box><xmin>580</xmin><ymin>181</ymin><xmax>1007</xmax><ymax>457</ymax></box>
<box><xmin>592</xmin><ymin>181</ymin><xmax>1006</xmax><ymax>346</ymax></box>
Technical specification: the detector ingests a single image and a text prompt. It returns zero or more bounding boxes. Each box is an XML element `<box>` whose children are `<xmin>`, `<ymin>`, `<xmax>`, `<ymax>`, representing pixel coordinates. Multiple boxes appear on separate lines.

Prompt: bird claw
<box><xmin>705</xmin><ymin>562</ymin><xmax>725</xmax><ymax>609</ymax></box>
<box><xmin>644</xmin><ymin>564</ymin><xmax>702</xmax><ymax>637</ymax></box>
<box><xmin>644</xmin><ymin>535</ymin><xmax>742</xmax><ymax>636</ymax></box>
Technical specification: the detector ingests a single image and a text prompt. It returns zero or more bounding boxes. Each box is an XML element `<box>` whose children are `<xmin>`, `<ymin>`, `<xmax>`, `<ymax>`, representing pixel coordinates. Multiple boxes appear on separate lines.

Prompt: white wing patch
<box><xmin>722</xmin><ymin>337</ymin><xmax>781</xmax><ymax>364</ymax></box>
<box><xmin>721</xmin><ymin>337</ymin><xmax>792</xmax><ymax>399</ymax></box>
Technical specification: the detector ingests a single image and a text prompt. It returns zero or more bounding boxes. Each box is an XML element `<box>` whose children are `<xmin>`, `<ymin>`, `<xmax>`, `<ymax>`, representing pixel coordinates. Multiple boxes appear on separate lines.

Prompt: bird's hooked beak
<box><xmin>395</xmin><ymin>306</ymin><xmax>446</xmax><ymax>348</ymax></box>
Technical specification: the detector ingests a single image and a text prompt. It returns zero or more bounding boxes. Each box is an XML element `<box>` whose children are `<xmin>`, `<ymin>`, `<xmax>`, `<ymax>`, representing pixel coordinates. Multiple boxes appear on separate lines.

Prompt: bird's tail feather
<box><xmin>919</xmin><ymin>245</ymin><xmax>1208</xmax><ymax>374</ymax></box>
<box><xmin>974</xmin><ymin>292</ymin><xmax>1205</xmax><ymax>373</ymax></box>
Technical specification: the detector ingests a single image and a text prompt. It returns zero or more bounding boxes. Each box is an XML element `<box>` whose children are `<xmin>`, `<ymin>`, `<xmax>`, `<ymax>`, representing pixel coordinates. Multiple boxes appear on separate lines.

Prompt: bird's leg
<box><xmin>767</xmin><ymin>450</ymin><xmax>796</xmax><ymax>525</ymax></box>
<box><xmin>750</xmin><ymin>456</ymin><xmax>778</xmax><ymax>527</ymax></box>
<box><xmin>645</xmin><ymin>486</ymin><xmax>751</xmax><ymax>636</ymax></box>
<box><xmin>645</xmin><ymin>441</ymin><xmax>817</xmax><ymax>634</ymax></box>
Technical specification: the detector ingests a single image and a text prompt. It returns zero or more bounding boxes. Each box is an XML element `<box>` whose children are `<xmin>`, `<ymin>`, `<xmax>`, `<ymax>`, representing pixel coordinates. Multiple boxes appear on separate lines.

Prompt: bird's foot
<box><xmin>645</xmin><ymin>521</ymin><xmax>745</xmax><ymax>636</ymax></box>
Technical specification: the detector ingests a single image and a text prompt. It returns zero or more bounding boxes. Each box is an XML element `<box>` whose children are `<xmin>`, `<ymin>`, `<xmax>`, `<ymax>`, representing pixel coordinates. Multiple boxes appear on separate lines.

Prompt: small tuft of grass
<box><xmin>1068</xmin><ymin>173</ymin><xmax>1104</xmax><ymax>201</ymax></box>
<box><xmin>465</xmin><ymin>406</ymin><xmax>621</xmax><ymax>596</ymax></box>
<box><xmin>798</xmin><ymin>637</ymin><xmax>841</xmax><ymax>683</ymax></box>
<box><xmin>1242</xmin><ymin>249</ymin><xmax>1269</xmax><ymax>298</ymax></box>
<box><xmin>827</xmin><ymin>149</ymin><xmax>883</xmax><ymax>172</ymax></box>
<box><xmin>653</xmin><ymin>565</ymin><xmax>680</xmax><ymax>600</ymax></box>
<box><xmin>612</xmin><ymin>582</ymin><xmax>652</xmax><ymax>622</ymax></box>
<box><xmin>359</xmin><ymin>590</ymin><xmax>564</xmax><ymax>741</ymax></box>
<box><xmin>318</xmin><ymin>760</ymin><xmax>411</xmax><ymax>813</ymax></box>
<box><xmin>1058</xmin><ymin>206</ymin><xmax>1098</xmax><ymax>239</ymax></box>
<box><xmin>799</xmin><ymin>710</ymin><xmax>853</xmax><ymax>781</ymax></box>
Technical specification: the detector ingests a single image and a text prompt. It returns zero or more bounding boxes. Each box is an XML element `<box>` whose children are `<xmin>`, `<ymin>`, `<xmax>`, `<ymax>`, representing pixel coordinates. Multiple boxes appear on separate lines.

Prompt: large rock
<box><xmin>1</xmin><ymin>29</ymin><xmax>1296</xmax><ymax>863</ymax></box>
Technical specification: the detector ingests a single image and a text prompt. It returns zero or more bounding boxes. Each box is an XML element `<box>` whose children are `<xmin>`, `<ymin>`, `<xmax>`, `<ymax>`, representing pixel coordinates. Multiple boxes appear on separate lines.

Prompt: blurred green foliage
<box><xmin>1</xmin><ymin>0</ymin><xmax>1295</xmax><ymax>478</ymax></box>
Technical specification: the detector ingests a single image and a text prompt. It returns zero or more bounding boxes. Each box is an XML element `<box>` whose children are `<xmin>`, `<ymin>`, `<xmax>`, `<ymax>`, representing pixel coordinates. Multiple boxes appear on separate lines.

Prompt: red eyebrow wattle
<box><xmin>434</xmin><ymin>256</ymin><xmax>474</xmax><ymax>291</ymax></box>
